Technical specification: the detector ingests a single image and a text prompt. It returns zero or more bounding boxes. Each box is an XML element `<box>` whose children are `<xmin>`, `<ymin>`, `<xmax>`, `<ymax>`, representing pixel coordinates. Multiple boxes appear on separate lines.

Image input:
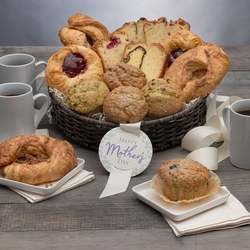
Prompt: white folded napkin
<box><xmin>12</xmin><ymin>169</ymin><xmax>95</xmax><ymax>203</ymax></box>
<box><xmin>165</xmin><ymin>194</ymin><xmax>250</xmax><ymax>236</ymax></box>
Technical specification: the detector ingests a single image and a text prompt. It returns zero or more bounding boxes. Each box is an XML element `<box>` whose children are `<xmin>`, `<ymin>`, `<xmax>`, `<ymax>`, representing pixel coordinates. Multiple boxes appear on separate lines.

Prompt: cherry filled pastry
<box><xmin>45</xmin><ymin>45</ymin><xmax>103</xmax><ymax>94</ymax></box>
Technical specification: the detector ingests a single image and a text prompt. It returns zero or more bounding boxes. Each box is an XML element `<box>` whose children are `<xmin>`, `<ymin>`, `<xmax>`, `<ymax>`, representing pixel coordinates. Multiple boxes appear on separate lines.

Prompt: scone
<box><xmin>104</xmin><ymin>63</ymin><xmax>147</xmax><ymax>90</ymax></box>
<box><xmin>164</xmin><ymin>43</ymin><xmax>230</xmax><ymax>102</ymax></box>
<box><xmin>103</xmin><ymin>86</ymin><xmax>148</xmax><ymax>123</ymax></box>
<box><xmin>144</xmin><ymin>79</ymin><xmax>184</xmax><ymax>118</ymax></box>
<box><xmin>122</xmin><ymin>42</ymin><xmax>167</xmax><ymax>80</ymax></box>
<box><xmin>66</xmin><ymin>80</ymin><xmax>109</xmax><ymax>114</ymax></box>
<box><xmin>152</xmin><ymin>159</ymin><xmax>220</xmax><ymax>202</ymax></box>
<box><xmin>93</xmin><ymin>32</ymin><xmax>130</xmax><ymax>71</ymax></box>
<box><xmin>59</xmin><ymin>26</ymin><xmax>90</xmax><ymax>47</ymax></box>
<box><xmin>45</xmin><ymin>45</ymin><xmax>103</xmax><ymax>94</ymax></box>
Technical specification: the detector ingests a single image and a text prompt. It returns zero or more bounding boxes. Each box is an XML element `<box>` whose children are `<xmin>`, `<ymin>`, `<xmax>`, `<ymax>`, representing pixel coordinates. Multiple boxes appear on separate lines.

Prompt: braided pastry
<box><xmin>68</xmin><ymin>12</ymin><xmax>109</xmax><ymax>45</ymax></box>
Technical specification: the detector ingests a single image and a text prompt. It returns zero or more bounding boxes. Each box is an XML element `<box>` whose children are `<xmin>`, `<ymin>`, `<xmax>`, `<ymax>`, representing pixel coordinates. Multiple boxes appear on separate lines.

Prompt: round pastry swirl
<box><xmin>45</xmin><ymin>45</ymin><xmax>103</xmax><ymax>94</ymax></box>
<box><xmin>0</xmin><ymin>135</ymin><xmax>77</xmax><ymax>185</ymax></box>
<box><xmin>152</xmin><ymin>159</ymin><xmax>220</xmax><ymax>202</ymax></box>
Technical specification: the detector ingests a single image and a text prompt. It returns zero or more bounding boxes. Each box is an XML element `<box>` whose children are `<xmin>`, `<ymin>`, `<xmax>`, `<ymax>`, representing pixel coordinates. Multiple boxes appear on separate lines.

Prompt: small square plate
<box><xmin>0</xmin><ymin>158</ymin><xmax>85</xmax><ymax>195</ymax></box>
<box><xmin>132</xmin><ymin>180</ymin><xmax>230</xmax><ymax>221</ymax></box>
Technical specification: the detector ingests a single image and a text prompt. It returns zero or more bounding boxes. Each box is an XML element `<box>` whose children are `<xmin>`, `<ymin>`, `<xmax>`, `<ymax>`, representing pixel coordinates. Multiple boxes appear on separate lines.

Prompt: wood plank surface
<box><xmin>0</xmin><ymin>46</ymin><xmax>250</xmax><ymax>249</ymax></box>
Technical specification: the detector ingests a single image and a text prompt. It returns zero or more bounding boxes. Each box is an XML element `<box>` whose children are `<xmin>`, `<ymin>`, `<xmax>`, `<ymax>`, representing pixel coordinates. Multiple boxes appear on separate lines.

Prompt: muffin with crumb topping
<box><xmin>144</xmin><ymin>78</ymin><xmax>184</xmax><ymax>118</ymax></box>
<box><xmin>103</xmin><ymin>86</ymin><xmax>148</xmax><ymax>123</ymax></box>
<box><xmin>152</xmin><ymin>159</ymin><xmax>220</xmax><ymax>202</ymax></box>
<box><xmin>66</xmin><ymin>80</ymin><xmax>109</xmax><ymax>114</ymax></box>
<box><xmin>104</xmin><ymin>62</ymin><xmax>147</xmax><ymax>90</ymax></box>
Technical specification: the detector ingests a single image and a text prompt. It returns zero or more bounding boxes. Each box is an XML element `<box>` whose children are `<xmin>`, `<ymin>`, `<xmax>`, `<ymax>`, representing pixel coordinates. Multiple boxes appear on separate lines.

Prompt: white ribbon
<box><xmin>182</xmin><ymin>94</ymin><xmax>241</xmax><ymax>171</ymax></box>
<box><xmin>99</xmin><ymin>122</ymin><xmax>153</xmax><ymax>198</ymax></box>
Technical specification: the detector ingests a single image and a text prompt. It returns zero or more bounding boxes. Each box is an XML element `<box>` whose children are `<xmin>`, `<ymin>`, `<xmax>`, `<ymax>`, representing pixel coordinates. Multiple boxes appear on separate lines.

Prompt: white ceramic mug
<box><xmin>0</xmin><ymin>82</ymin><xmax>49</xmax><ymax>142</ymax></box>
<box><xmin>223</xmin><ymin>99</ymin><xmax>250</xmax><ymax>169</ymax></box>
<box><xmin>0</xmin><ymin>53</ymin><xmax>47</xmax><ymax>93</ymax></box>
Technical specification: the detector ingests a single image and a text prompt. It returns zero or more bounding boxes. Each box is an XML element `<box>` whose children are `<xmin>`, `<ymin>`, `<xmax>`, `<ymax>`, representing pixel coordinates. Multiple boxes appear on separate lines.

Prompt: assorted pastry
<box><xmin>0</xmin><ymin>135</ymin><xmax>77</xmax><ymax>185</ymax></box>
<box><xmin>46</xmin><ymin>12</ymin><xmax>230</xmax><ymax>123</ymax></box>
<box><xmin>103</xmin><ymin>86</ymin><xmax>148</xmax><ymax>123</ymax></box>
<box><xmin>152</xmin><ymin>159</ymin><xmax>221</xmax><ymax>203</ymax></box>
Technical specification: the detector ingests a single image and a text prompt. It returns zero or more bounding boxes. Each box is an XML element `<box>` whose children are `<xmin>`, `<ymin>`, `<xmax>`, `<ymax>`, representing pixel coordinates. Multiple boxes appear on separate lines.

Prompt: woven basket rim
<box><xmin>49</xmin><ymin>90</ymin><xmax>206</xmax><ymax>126</ymax></box>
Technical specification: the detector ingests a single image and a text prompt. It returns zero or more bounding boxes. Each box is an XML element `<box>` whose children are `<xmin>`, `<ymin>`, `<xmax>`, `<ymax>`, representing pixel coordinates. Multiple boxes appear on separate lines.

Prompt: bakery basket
<box><xmin>49</xmin><ymin>90</ymin><xmax>207</xmax><ymax>152</ymax></box>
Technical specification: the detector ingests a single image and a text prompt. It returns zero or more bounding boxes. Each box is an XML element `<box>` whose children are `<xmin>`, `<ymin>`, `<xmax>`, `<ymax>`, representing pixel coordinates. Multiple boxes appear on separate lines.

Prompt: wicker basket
<box><xmin>49</xmin><ymin>90</ymin><xmax>207</xmax><ymax>152</ymax></box>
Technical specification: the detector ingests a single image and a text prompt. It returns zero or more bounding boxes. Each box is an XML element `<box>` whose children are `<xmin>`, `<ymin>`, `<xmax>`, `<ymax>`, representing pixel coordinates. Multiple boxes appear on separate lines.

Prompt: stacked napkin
<box><xmin>165</xmin><ymin>194</ymin><xmax>250</xmax><ymax>236</ymax></box>
<box><xmin>12</xmin><ymin>169</ymin><xmax>95</xmax><ymax>203</ymax></box>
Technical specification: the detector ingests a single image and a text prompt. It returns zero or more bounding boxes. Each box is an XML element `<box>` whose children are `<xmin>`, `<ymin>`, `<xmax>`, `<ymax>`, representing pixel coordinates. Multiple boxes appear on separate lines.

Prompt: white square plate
<box><xmin>0</xmin><ymin>158</ymin><xmax>85</xmax><ymax>195</ymax></box>
<box><xmin>132</xmin><ymin>180</ymin><xmax>230</xmax><ymax>221</ymax></box>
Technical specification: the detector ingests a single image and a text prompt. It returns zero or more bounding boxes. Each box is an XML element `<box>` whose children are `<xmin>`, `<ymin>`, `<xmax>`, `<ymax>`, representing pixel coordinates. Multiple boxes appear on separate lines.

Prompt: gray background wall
<box><xmin>0</xmin><ymin>0</ymin><xmax>250</xmax><ymax>46</ymax></box>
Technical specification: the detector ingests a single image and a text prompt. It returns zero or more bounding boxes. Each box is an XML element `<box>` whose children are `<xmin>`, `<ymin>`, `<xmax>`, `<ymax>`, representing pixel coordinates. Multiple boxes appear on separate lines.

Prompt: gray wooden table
<box><xmin>0</xmin><ymin>46</ymin><xmax>250</xmax><ymax>250</ymax></box>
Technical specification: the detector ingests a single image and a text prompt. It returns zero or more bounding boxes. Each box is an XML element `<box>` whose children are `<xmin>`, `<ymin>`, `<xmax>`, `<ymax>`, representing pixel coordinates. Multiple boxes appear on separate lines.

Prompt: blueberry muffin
<box><xmin>104</xmin><ymin>62</ymin><xmax>147</xmax><ymax>90</ymax></box>
<box><xmin>152</xmin><ymin>159</ymin><xmax>220</xmax><ymax>202</ymax></box>
<box><xmin>66</xmin><ymin>80</ymin><xmax>109</xmax><ymax>114</ymax></box>
<box><xmin>103</xmin><ymin>86</ymin><xmax>148</xmax><ymax>123</ymax></box>
<box><xmin>144</xmin><ymin>78</ymin><xmax>184</xmax><ymax>118</ymax></box>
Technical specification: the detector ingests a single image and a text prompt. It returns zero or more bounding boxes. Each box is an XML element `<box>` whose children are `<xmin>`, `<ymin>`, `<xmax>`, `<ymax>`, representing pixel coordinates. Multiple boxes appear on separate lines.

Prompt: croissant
<box><xmin>164</xmin><ymin>43</ymin><xmax>230</xmax><ymax>102</ymax></box>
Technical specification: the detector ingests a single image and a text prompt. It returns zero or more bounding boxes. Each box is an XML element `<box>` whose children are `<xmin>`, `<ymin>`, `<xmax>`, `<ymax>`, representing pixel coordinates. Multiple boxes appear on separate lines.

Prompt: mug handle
<box><xmin>31</xmin><ymin>61</ymin><xmax>47</xmax><ymax>92</ymax></box>
<box><xmin>221</xmin><ymin>105</ymin><xmax>230</xmax><ymax>140</ymax></box>
<box><xmin>33</xmin><ymin>93</ymin><xmax>50</xmax><ymax>128</ymax></box>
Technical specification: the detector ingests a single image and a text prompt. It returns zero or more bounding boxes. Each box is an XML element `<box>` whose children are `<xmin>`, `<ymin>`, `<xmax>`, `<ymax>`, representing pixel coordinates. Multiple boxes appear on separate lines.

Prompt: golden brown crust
<box><xmin>144</xmin><ymin>17</ymin><xmax>190</xmax><ymax>49</ymax></box>
<box><xmin>59</xmin><ymin>26</ymin><xmax>90</xmax><ymax>47</ymax></box>
<box><xmin>66</xmin><ymin>79</ymin><xmax>109</xmax><ymax>114</ymax></box>
<box><xmin>113</xmin><ymin>17</ymin><xmax>150</xmax><ymax>43</ymax></box>
<box><xmin>103</xmin><ymin>86</ymin><xmax>148</xmax><ymax>123</ymax></box>
<box><xmin>144</xmin><ymin>78</ymin><xmax>184</xmax><ymax>118</ymax></box>
<box><xmin>165</xmin><ymin>29</ymin><xmax>204</xmax><ymax>53</ymax></box>
<box><xmin>154</xmin><ymin>159</ymin><xmax>211</xmax><ymax>201</ymax></box>
<box><xmin>164</xmin><ymin>43</ymin><xmax>230</xmax><ymax>102</ymax></box>
<box><xmin>104</xmin><ymin>62</ymin><xmax>147</xmax><ymax>90</ymax></box>
<box><xmin>113</xmin><ymin>21</ymin><xmax>137</xmax><ymax>41</ymax></box>
<box><xmin>122</xmin><ymin>42</ymin><xmax>167</xmax><ymax>80</ymax></box>
<box><xmin>45</xmin><ymin>45</ymin><xmax>104</xmax><ymax>94</ymax></box>
<box><xmin>68</xmin><ymin>12</ymin><xmax>109</xmax><ymax>43</ymax></box>
<box><xmin>0</xmin><ymin>135</ymin><xmax>77</xmax><ymax>185</ymax></box>
<box><xmin>93</xmin><ymin>32</ymin><xmax>130</xmax><ymax>71</ymax></box>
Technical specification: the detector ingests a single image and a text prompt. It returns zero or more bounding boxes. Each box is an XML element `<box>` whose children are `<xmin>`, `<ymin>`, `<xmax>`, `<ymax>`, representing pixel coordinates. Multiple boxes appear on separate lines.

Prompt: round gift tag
<box><xmin>99</xmin><ymin>125</ymin><xmax>153</xmax><ymax>177</ymax></box>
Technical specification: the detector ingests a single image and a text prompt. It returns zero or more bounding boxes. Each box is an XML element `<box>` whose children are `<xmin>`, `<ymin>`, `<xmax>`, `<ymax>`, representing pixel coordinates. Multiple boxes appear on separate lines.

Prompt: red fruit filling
<box><xmin>63</xmin><ymin>53</ymin><xmax>87</xmax><ymax>78</ymax></box>
<box><xmin>106</xmin><ymin>37</ymin><xmax>121</xmax><ymax>49</ymax></box>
